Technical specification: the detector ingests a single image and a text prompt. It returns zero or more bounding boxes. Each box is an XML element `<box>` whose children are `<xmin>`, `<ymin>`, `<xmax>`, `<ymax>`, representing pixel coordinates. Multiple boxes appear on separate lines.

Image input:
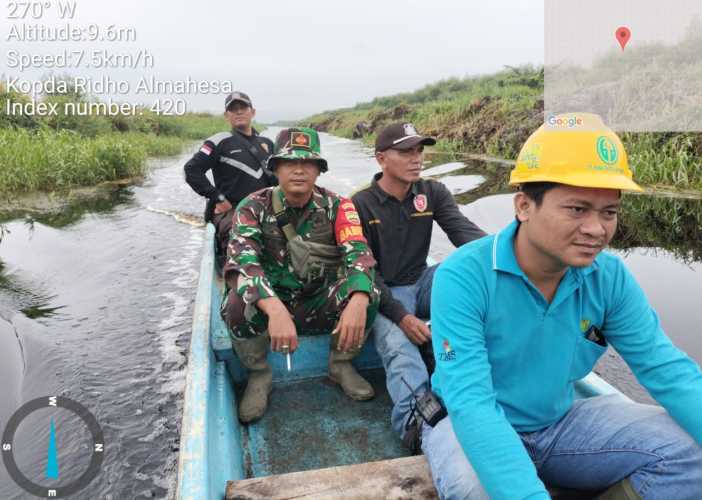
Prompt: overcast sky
<box><xmin>2</xmin><ymin>0</ymin><xmax>544</xmax><ymax>121</ymax></box>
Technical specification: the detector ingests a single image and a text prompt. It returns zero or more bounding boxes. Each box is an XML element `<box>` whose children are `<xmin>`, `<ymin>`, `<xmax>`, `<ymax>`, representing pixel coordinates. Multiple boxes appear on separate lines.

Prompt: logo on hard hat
<box><xmin>403</xmin><ymin>123</ymin><xmax>418</xmax><ymax>136</ymax></box>
<box><xmin>520</xmin><ymin>144</ymin><xmax>541</xmax><ymax>170</ymax></box>
<box><xmin>596</xmin><ymin>136</ymin><xmax>618</xmax><ymax>165</ymax></box>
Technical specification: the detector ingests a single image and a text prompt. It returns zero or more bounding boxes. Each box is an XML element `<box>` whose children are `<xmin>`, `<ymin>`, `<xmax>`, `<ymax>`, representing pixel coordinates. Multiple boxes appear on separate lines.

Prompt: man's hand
<box><xmin>399</xmin><ymin>314</ymin><xmax>431</xmax><ymax>345</ymax></box>
<box><xmin>258</xmin><ymin>297</ymin><xmax>298</xmax><ymax>352</ymax></box>
<box><xmin>335</xmin><ymin>292</ymin><xmax>370</xmax><ymax>352</ymax></box>
<box><xmin>214</xmin><ymin>200</ymin><xmax>233</xmax><ymax>215</ymax></box>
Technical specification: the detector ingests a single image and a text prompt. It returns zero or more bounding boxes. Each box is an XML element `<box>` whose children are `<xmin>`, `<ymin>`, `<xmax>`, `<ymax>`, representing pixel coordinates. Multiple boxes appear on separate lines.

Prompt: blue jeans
<box><xmin>373</xmin><ymin>265</ymin><xmax>437</xmax><ymax>438</ymax></box>
<box><xmin>421</xmin><ymin>394</ymin><xmax>702</xmax><ymax>500</ymax></box>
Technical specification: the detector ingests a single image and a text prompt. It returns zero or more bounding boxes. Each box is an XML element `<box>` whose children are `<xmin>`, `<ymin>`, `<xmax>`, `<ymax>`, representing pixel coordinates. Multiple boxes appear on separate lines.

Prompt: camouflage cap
<box><xmin>268</xmin><ymin>127</ymin><xmax>328</xmax><ymax>172</ymax></box>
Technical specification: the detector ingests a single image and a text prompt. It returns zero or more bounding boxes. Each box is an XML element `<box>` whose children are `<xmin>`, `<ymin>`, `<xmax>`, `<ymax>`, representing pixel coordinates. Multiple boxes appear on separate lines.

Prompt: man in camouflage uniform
<box><xmin>221</xmin><ymin>127</ymin><xmax>380</xmax><ymax>423</ymax></box>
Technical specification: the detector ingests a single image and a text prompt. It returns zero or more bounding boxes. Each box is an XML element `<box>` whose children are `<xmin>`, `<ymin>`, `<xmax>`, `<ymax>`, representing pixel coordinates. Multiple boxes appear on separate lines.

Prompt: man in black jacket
<box><xmin>352</xmin><ymin>122</ymin><xmax>486</xmax><ymax>449</ymax></box>
<box><xmin>184</xmin><ymin>91</ymin><xmax>276</xmax><ymax>258</ymax></box>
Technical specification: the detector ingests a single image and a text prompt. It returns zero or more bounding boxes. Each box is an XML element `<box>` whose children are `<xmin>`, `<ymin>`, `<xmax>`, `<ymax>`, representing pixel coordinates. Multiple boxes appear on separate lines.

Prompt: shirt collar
<box><xmin>278</xmin><ymin>186</ymin><xmax>326</xmax><ymax>211</ymax></box>
<box><xmin>370</xmin><ymin>172</ymin><xmax>421</xmax><ymax>203</ymax></box>
<box><xmin>492</xmin><ymin>219</ymin><xmax>599</xmax><ymax>279</ymax></box>
<box><xmin>231</xmin><ymin>127</ymin><xmax>256</xmax><ymax>138</ymax></box>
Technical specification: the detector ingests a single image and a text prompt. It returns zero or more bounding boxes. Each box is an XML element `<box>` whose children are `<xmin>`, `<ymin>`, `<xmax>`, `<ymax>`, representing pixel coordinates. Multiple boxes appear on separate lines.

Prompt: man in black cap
<box><xmin>352</xmin><ymin>122</ymin><xmax>485</xmax><ymax>450</ymax></box>
<box><xmin>184</xmin><ymin>91</ymin><xmax>276</xmax><ymax>261</ymax></box>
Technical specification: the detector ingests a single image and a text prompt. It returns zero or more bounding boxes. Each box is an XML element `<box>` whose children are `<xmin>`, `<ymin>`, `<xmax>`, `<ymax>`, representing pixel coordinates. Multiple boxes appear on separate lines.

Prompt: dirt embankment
<box><xmin>304</xmin><ymin>95</ymin><xmax>544</xmax><ymax>160</ymax></box>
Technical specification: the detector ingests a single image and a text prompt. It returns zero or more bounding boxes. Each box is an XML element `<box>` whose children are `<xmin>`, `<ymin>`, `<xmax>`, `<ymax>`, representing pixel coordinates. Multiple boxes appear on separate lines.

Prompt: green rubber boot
<box><xmin>232</xmin><ymin>334</ymin><xmax>273</xmax><ymax>423</ymax></box>
<box><xmin>328</xmin><ymin>332</ymin><xmax>375</xmax><ymax>401</ymax></box>
<box><xmin>597</xmin><ymin>479</ymin><xmax>642</xmax><ymax>500</ymax></box>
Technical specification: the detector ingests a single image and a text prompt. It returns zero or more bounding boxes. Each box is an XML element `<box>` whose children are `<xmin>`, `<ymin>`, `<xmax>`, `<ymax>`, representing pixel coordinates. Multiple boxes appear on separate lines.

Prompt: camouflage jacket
<box><xmin>224</xmin><ymin>186</ymin><xmax>376</xmax><ymax>304</ymax></box>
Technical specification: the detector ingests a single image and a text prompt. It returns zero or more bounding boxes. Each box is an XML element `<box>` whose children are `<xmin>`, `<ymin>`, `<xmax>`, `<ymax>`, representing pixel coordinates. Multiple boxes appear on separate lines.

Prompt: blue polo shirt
<box><xmin>431</xmin><ymin>219</ymin><xmax>702</xmax><ymax>500</ymax></box>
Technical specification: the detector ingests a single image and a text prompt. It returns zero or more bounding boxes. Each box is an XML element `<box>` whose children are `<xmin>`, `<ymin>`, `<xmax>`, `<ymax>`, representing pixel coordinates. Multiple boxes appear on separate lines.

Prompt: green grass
<box><xmin>0</xmin><ymin>128</ymin><xmax>196</xmax><ymax>195</ymax></box>
<box><xmin>0</xmin><ymin>80</ymin><xmax>227</xmax><ymax>197</ymax></box>
<box><xmin>0</xmin><ymin>128</ymin><xmax>145</xmax><ymax>194</ymax></box>
<box><xmin>301</xmin><ymin>64</ymin><xmax>702</xmax><ymax>192</ymax></box>
<box><xmin>623</xmin><ymin>133</ymin><xmax>702</xmax><ymax>191</ymax></box>
<box><xmin>303</xmin><ymin>66</ymin><xmax>544</xmax><ymax>160</ymax></box>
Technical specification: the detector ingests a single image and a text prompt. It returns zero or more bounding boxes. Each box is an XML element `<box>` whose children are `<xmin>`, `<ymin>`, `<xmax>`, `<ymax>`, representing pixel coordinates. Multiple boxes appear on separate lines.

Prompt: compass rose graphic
<box><xmin>2</xmin><ymin>396</ymin><xmax>104</xmax><ymax>498</ymax></box>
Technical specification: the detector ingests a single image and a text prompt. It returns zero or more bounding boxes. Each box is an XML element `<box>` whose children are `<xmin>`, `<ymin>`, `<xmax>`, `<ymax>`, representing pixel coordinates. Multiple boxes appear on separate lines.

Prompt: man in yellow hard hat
<box><xmin>422</xmin><ymin>114</ymin><xmax>702</xmax><ymax>499</ymax></box>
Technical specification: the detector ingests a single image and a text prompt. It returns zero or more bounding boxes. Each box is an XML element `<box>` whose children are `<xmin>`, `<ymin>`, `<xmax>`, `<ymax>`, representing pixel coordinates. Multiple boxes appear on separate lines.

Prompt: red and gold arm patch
<box><xmin>335</xmin><ymin>198</ymin><xmax>366</xmax><ymax>243</ymax></box>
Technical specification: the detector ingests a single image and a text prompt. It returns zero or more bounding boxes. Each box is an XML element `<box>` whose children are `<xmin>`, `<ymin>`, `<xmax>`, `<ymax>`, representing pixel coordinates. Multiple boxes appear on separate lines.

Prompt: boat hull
<box><xmin>176</xmin><ymin>224</ymin><xmax>629</xmax><ymax>499</ymax></box>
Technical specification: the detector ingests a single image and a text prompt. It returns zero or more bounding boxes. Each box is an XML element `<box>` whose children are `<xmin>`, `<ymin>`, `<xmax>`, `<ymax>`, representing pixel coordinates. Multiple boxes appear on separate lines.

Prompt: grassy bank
<box><xmin>0</xmin><ymin>82</ymin><xmax>225</xmax><ymax>197</ymax></box>
<box><xmin>0</xmin><ymin>128</ymin><xmax>186</xmax><ymax>194</ymax></box>
<box><xmin>302</xmin><ymin>66</ymin><xmax>702</xmax><ymax>191</ymax></box>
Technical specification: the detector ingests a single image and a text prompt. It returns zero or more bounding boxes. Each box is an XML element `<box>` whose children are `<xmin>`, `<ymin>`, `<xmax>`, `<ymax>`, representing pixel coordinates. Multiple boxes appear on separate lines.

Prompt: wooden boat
<box><xmin>176</xmin><ymin>224</ymin><xmax>630</xmax><ymax>500</ymax></box>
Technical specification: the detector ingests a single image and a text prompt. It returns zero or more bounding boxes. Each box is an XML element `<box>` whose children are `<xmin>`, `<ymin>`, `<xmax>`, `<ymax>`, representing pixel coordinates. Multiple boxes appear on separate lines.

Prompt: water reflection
<box><xmin>614</xmin><ymin>194</ymin><xmax>702</xmax><ymax>264</ymax></box>
<box><xmin>0</xmin><ymin>259</ymin><xmax>66</xmax><ymax>321</ymax></box>
<box><xmin>0</xmin><ymin>187</ymin><xmax>134</xmax><ymax>228</ymax></box>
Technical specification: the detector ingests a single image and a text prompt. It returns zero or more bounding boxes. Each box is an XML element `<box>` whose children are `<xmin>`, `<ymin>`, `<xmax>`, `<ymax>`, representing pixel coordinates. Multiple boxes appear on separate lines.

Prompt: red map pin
<box><xmin>616</xmin><ymin>26</ymin><xmax>631</xmax><ymax>50</ymax></box>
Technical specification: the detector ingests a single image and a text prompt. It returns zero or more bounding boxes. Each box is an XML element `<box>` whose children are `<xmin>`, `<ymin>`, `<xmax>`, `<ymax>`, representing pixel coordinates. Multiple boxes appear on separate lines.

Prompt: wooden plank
<box><xmin>225</xmin><ymin>455</ymin><xmax>438</xmax><ymax>500</ymax></box>
<box><xmin>225</xmin><ymin>454</ymin><xmax>596</xmax><ymax>500</ymax></box>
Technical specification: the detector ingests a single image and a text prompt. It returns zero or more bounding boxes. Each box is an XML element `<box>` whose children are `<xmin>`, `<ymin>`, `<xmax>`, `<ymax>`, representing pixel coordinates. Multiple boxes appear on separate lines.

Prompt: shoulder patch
<box><xmin>205</xmin><ymin>131</ymin><xmax>233</xmax><ymax>146</ymax></box>
<box><xmin>335</xmin><ymin>197</ymin><xmax>366</xmax><ymax>244</ymax></box>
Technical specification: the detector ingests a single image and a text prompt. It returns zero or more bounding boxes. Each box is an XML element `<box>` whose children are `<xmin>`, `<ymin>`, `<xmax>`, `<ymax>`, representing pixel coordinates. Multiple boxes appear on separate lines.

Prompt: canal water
<box><xmin>0</xmin><ymin>128</ymin><xmax>700</xmax><ymax>498</ymax></box>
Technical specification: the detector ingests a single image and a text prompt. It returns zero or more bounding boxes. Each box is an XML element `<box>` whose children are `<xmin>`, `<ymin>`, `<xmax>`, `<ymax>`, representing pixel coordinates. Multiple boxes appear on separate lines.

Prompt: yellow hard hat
<box><xmin>510</xmin><ymin>113</ymin><xmax>643</xmax><ymax>192</ymax></box>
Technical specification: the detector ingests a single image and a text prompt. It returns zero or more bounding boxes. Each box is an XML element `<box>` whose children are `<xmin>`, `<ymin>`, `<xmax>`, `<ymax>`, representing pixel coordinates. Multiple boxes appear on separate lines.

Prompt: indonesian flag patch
<box><xmin>413</xmin><ymin>194</ymin><xmax>428</xmax><ymax>212</ymax></box>
<box><xmin>200</xmin><ymin>143</ymin><xmax>213</xmax><ymax>155</ymax></box>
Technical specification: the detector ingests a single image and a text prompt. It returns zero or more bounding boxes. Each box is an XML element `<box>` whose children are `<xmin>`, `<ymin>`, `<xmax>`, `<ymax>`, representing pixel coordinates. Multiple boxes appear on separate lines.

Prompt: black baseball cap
<box><xmin>224</xmin><ymin>91</ymin><xmax>252</xmax><ymax>111</ymax></box>
<box><xmin>375</xmin><ymin>122</ymin><xmax>436</xmax><ymax>152</ymax></box>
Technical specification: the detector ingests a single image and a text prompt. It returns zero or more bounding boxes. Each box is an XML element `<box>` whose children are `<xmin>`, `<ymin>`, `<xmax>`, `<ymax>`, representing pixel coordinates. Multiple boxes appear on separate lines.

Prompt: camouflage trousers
<box><xmin>221</xmin><ymin>276</ymin><xmax>379</xmax><ymax>340</ymax></box>
<box><xmin>212</xmin><ymin>207</ymin><xmax>236</xmax><ymax>259</ymax></box>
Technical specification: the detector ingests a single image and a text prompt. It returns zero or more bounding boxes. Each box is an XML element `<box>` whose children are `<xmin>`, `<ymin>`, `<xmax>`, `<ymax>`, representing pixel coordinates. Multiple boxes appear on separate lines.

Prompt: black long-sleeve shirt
<box><xmin>352</xmin><ymin>173</ymin><xmax>486</xmax><ymax>324</ymax></box>
<box><xmin>184</xmin><ymin>128</ymin><xmax>276</xmax><ymax>207</ymax></box>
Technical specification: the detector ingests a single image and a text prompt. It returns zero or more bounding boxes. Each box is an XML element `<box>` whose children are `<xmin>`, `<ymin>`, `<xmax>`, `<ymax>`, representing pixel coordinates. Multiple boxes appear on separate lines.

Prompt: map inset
<box><xmin>545</xmin><ymin>0</ymin><xmax>702</xmax><ymax>132</ymax></box>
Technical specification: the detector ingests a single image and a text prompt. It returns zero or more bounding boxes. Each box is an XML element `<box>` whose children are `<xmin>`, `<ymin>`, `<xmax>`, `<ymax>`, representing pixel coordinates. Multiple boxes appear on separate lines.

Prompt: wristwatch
<box><xmin>216</xmin><ymin>193</ymin><xmax>226</xmax><ymax>203</ymax></box>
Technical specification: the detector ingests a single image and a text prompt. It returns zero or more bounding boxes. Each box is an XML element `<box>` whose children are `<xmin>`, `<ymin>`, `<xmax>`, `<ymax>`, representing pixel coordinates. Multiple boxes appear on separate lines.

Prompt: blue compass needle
<box><xmin>46</xmin><ymin>417</ymin><xmax>59</xmax><ymax>480</ymax></box>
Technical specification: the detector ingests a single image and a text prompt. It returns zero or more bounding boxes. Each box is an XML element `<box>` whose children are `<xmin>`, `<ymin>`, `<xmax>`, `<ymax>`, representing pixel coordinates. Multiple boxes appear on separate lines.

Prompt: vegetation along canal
<box><xmin>0</xmin><ymin>129</ymin><xmax>700</xmax><ymax>498</ymax></box>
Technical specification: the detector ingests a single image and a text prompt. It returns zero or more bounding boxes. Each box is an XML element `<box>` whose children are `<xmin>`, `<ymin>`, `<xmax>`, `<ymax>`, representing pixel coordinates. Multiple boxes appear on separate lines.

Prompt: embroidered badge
<box><xmin>403</xmin><ymin>123</ymin><xmax>418</xmax><ymax>136</ymax></box>
<box><xmin>439</xmin><ymin>339</ymin><xmax>456</xmax><ymax>362</ymax></box>
<box><xmin>346</xmin><ymin>210</ymin><xmax>360</xmax><ymax>225</ymax></box>
<box><xmin>413</xmin><ymin>194</ymin><xmax>428</xmax><ymax>212</ymax></box>
<box><xmin>335</xmin><ymin>200</ymin><xmax>367</xmax><ymax>244</ymax></box>
<box><xmin>291</xmin><ymin>131</ymin><xmax>311</xmax><ymax>149</ymax></box>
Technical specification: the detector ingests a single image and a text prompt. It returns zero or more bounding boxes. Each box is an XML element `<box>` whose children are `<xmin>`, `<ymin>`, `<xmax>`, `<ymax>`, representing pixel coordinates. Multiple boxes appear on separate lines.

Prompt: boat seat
<box><xmin>226</xmin><ymin>455</ymin><xmax>437</xmax><ymax>500</ymax></box>
<box><xmin>225</xmin><ymin>455</ymin><xmax>595</xmax><ymax>500</ymax></box>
